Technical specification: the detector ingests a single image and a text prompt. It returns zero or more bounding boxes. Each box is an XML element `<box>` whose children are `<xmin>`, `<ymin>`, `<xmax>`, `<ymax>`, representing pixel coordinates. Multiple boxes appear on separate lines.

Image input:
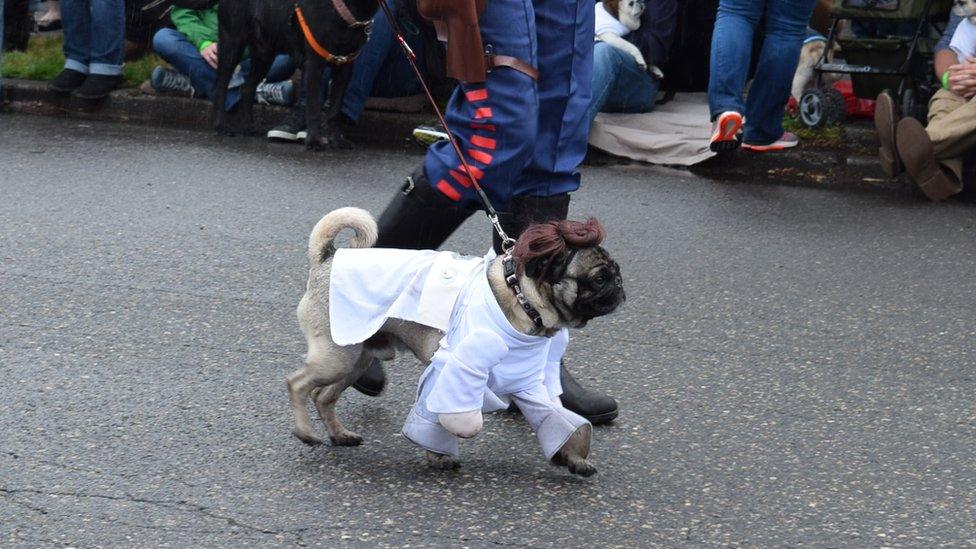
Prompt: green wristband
<box><xmin>942</xmin><ymin>70</ymin><xmax>950</xmax><ymax>90</ymax></box>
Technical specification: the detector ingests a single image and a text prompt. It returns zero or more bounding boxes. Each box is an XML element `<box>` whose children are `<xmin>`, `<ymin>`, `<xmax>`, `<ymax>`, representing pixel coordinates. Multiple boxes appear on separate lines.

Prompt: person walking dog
<box><xmin>352</xmin><ymin>0</ymin><xmax>620</xmax><ymax>424</ymax></box>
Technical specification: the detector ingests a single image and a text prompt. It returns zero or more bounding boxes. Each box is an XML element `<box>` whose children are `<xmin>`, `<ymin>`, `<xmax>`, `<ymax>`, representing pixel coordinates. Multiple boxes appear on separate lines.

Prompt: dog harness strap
<box><xmin>331</xmin><ymin>0</ymin><xmax>372</xmax><ymax>28</ymax></box>
<box><xmin>503</xmin><ymin>255</ymin><xmax>545</xmax><ymax>332</ymax></box>
<box><xmin>294</xmin><ymin>6</ymin><xmax>360</xmax><ymax>64</ymax></box>
<box><xmin>486</xmin><ymin>54</ymin><xmax>538</xmax><ymax>81</ymax></box>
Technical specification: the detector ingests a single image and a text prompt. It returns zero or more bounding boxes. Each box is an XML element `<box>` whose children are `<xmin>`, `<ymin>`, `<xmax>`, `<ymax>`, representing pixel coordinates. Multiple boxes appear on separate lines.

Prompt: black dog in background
<box><xmin>212</xmin><ymin>0</ymin><xmax>374</xmax><ymax>149</ymax></box>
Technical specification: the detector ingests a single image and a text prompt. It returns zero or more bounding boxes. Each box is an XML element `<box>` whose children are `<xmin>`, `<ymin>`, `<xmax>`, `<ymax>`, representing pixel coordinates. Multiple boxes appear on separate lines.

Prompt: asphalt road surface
<box><xmin>2</xmin><ymin>114</ymin><xmax>975</xmax><ymax>547</ymax></box>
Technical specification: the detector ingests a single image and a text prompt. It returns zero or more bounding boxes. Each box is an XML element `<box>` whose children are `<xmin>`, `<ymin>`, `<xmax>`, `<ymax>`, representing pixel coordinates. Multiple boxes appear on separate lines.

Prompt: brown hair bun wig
<box><xmin>512</xmin><ymin>218</ymin><xmax>605</xmax><ymax>279</ymax></box>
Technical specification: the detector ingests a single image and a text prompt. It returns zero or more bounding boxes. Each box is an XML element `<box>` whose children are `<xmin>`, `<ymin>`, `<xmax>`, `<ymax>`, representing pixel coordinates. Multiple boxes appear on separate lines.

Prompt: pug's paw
<box><xmin>329</xmin><ymin>430</ymin><xmax>363</xmax><ymax>446</ymax></box>
<box><xmin>426</xmin><ymin>451</ymin><xmax>461</xmax><ymax>470</ymax></box>
<box><xmin>567</xmin><ymin>457</ymin><xmax>597</xmax><ymax>477</ymax></box>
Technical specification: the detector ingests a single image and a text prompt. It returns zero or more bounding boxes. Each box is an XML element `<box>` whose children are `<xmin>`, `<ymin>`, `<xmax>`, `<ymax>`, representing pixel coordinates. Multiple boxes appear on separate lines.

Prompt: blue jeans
<box><xmin>708</xmin><ymin>0</ymin><xmax>816</xmax><ymax>145</ymax></box>
<box><xmin>296</xmin><ymin>0</ymin><xmax>425</xmax><ymax>123</ymax></box>
<box><xmin>587</xmin><ymin>41</ymin><xmax>659</xmax><ymax>129</ymax></box>
<box><xmin>152</xmin><ymin>28</ymin><xmax>294</xmax><ymax>110</ymax></box>
<box><xmin>61</xmin><ymin>0</ymin><xmax>124</xmax><ymax>75</ymax></box>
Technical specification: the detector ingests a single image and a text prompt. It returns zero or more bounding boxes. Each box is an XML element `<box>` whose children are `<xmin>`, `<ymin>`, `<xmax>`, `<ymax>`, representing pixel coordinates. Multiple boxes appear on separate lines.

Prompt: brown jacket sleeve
<box><xmin>417</xmin><ymin>0</ymin><xmax>488</xmax><ymax>83</ymax></box>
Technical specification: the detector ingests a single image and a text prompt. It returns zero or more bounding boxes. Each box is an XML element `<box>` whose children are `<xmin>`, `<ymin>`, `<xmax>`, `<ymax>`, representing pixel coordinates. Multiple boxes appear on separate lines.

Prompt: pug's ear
<box><xmin>524</xmin><ymin>257</ymin><xmax>547</xmax><ymax>280</ymax></box>
<box><xmin>524</xmin><ymin>250</ymin><xmax>569</xmax><ymax>284</ymax></box>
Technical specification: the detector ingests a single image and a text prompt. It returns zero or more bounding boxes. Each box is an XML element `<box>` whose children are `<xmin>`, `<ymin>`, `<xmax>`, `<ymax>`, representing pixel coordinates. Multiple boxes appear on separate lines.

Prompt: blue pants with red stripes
<box><xmin>423</xmin><ymin>0</ymin><xmax>594</xmax><ymax>210</ymax></box>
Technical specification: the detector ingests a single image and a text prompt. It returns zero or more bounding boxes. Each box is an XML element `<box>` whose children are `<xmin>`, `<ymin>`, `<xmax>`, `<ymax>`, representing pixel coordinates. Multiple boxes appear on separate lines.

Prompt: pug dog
<box><xmin>287</xmin><ymin>207</ymin><xmax>625</xmax><ymax>476</ymax></box>
<box><xmin>595</xmin><ymin>0</ymin><xmax>663</xmax><ymax>78</ymax></box>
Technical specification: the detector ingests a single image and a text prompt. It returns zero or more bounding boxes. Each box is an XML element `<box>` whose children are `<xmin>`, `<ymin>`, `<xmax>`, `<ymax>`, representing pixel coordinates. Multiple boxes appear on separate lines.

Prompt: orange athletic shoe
<box><xmin>709</xmin><ymin>111</ymin><xmax>744</xmax><ymax>152</ymax></box>
<box><xmin>742</xmin><ymin>132</ymin><xmax>799</xmax><ymax>152</ymax></box>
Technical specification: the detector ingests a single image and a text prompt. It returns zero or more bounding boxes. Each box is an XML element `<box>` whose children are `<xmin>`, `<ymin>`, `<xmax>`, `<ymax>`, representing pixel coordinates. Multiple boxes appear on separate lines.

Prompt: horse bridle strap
<box><xmin>294</xmin><ymin>6</ymin><xmax>367</xmax><ymax>64</ymax></box>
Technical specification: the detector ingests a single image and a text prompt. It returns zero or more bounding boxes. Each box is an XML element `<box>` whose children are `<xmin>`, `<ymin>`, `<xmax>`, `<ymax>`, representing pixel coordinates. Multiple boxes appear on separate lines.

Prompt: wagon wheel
<box><xmin>823</xmin><ymin>87</ymin><xmax>848</xmax><ymax>125</ymax></box>
<box><xmin>799</xmin><ymin>88</ymin><xmax>844</xmax><ymax>128</ymax></box>
<box><xmin>799</xmin><ymin>88</ymin><xmax>827</xmax><ymax>128</ymax></box>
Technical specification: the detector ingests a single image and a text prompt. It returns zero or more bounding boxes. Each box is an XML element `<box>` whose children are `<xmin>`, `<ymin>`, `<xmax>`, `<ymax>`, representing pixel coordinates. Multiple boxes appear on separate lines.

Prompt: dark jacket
<box><xmin>628</xmin><ymin>0</ymin><xmax>678</xmax><ymax>68</ymax></box>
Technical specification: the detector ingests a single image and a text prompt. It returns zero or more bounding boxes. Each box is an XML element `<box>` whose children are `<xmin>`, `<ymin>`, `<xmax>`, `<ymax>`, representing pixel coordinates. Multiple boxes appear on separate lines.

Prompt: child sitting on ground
<box><xmin>143</xmin><ymin>1</ymin><xmax>295</xmax><ymax>110</ymax></box>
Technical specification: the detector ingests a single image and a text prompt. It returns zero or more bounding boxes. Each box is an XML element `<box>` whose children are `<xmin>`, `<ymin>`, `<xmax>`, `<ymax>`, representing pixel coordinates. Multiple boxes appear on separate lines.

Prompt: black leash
<box><xmin>374</xmin><ymin>0</ymin><xmax>515</xmax><ymax>252</ymax></box>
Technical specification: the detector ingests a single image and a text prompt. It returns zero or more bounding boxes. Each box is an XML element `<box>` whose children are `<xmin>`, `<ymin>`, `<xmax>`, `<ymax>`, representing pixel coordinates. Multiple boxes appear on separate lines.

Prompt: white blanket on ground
<box><xmin>588</xmin><ymin>93</ymin><xmax>717</xmax><ymax>167</ymax></box>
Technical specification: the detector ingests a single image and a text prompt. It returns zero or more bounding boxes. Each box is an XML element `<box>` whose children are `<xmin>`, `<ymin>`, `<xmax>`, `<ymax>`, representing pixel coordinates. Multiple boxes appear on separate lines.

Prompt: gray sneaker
<box><xmin>150</xmin><ymin>66</ymin><xmax>194</xmax><ymax>97</ymax></box>
<box><xmin>256</xmin><ymin>80</ymin><xmax>294</xmax><ymax>106</ymax></box>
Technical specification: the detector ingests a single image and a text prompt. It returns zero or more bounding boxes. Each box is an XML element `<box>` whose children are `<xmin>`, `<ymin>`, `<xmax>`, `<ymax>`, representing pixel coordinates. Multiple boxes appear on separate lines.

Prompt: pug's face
<box><xmin>536</xmin><ymin>246</ymin><xmax>625</xmax><ymax>328</ymax></box>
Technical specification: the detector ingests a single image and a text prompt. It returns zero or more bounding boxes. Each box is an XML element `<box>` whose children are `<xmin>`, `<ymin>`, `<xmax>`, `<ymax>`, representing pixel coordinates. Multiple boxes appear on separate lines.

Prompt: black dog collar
<box><xmin>503</xmin><ymin>253</ymin><xmax>545</xmax><ymax>332</ymax></box>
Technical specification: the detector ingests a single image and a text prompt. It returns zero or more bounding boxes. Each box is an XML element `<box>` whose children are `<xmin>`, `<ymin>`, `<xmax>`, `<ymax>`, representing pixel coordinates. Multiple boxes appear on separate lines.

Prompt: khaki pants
<box><xmin>925</xmin><ymin>88</ymin><xmax>976</xmax><ymax>180</ymax></box>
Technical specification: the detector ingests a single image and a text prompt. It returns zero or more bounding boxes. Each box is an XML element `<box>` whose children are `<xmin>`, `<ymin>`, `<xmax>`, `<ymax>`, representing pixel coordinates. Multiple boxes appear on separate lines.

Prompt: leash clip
<box><xmin>488</xmin><ymin>212</ymin><xmax>516</xmax><ymax>251</ymax></box>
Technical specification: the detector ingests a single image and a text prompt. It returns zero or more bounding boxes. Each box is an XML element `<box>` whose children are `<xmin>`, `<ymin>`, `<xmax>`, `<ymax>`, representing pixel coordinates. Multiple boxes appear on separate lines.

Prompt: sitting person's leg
<box><xmin>586</xmin><ymin>41</ymin><xmax>659</xmax><ymax>129</ymax></box>
<box><xmin>340</xmin><ymin>0</ymin><xmax>427</xmax><ymax>124</ymax></box>
<box><xmin>151</xmin><ymin>27</ymin><xmax>234</xmax><ymax>104</ymax></box>
<box><xmin>241</xmin><ymin>56</ymin><xmax>295</xmax><ymax>106</ymax></box>
<box><xmin>895</xmin><ymin>88</ymin><xmax>973</xmax><ymax>201</ymax></box>
<box><xmin>265</xmin><ymin>54</ymin><xmax>297</xmax><ymax>83</ymax></box>
<box><xmin>926</xmin><ymin>90</ymin><xmax>976</xmax><ymax>162</ymax></box>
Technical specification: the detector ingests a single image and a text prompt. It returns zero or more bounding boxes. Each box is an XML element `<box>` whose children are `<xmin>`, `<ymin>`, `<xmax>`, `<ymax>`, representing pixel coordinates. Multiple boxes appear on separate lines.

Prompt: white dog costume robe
<box><xmin>329</xmin><ymin>248</ymin><xmax>590</xmax><ymax>459</ymax></box>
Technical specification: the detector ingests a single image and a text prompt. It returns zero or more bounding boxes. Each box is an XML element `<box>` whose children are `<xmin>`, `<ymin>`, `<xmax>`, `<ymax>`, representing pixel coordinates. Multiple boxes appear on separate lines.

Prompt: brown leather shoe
<box><xmin>895</xmin><ymin>118</ymin><xmax>962</xmax><ymax>202</ymax></box>
<box><xmin>874</xmin><ymin>92</ymin><xmax>902</xmax><ymax>177</ymax></box>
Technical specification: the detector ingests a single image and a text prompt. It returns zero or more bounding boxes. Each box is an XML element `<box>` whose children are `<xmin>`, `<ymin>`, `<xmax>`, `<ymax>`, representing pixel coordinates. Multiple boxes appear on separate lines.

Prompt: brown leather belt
<box><xmin>486</xmin><ymin>54</ymin><xmax>538</xmax><ymax>81</ymax></box>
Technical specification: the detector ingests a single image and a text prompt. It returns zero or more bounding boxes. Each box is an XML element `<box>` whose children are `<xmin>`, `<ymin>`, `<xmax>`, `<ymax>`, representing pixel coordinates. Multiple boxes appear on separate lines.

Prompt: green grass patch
<box><xmin>2</xmin><ymin>35</ymin><xmax>162</xmax><ymax>87</ymax></box>
<box><xmin>123</xmin><ymin>51</ymin><xmax>163</xmax><ymax>88</ymax></box>
<box><xmin>783</xmin><ymin>116</ymin><xmax>845</xmax><ymax>148</ymax></box>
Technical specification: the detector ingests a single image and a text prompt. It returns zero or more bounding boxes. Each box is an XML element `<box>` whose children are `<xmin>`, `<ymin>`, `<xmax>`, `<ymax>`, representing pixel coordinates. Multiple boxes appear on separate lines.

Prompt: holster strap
<box><xmin>487</xmin><ymin>54</ymin><xmax>538</xmax><ymax>81</ymax></box>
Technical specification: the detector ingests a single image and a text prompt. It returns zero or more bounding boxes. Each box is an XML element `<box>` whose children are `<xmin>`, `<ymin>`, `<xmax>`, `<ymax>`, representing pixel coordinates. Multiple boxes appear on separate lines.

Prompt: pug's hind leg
<box><xmin>312</xmin><ymin>352</ymin><xmax>371</xmax><ymax>446</ymax></box>
<box><xmin>426</xmin><ymin>451</ymin><xmax>461</xmax><ymax>470</ymax></box>
<box><xmin>313</xmin><ymin>382</ymin><xmax>362</xmax><ymax>446</ymax></box>
<box><xmin>288</xmin><ymin>339</ymin><xmax>359</xmax><ymax>446</ymax></box>
<box><xmin>286</xmin><ymin>368</ymin><xmax>323</xmax><ymax>446</ymax></box>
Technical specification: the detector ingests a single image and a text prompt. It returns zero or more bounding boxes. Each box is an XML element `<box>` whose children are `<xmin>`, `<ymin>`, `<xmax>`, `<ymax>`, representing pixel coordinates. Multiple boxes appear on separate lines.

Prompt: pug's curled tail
<box><xmin>307</xmin><ymin>207</ymin><xmax>378</xmax><ymax>265</ymax></box>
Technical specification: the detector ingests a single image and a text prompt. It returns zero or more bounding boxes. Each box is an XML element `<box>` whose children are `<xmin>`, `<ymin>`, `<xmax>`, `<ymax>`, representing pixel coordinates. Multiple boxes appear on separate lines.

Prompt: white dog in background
<box><xmin>792</xmin><ymin>36</ymin><xmax>830</xmax><ymax>101</ymax></box>
<box><xmin>595</xmin><ymin>0</ymin><xmax>664</xmax><ymax>79</ymax></box>
<box><xmin>950</xmin><ymin>0</ymin><xmax>976</xmax><ymax>63</ymax></box>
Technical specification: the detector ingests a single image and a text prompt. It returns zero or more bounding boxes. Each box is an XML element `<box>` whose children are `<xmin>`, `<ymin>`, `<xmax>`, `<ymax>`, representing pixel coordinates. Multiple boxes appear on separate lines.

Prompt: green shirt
<box><xmin>170</xmin><ymin>6</ymin><xmax>219</xmax><ymax>52</ymax></box>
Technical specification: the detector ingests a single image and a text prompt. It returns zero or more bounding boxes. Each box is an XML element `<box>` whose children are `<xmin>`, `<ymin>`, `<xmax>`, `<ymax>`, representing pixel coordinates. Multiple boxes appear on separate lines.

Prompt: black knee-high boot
<box><xmin>352</xmin><ymin>166</ymin><xmax>476</xmax><ymax>396</ymax></box>
<box><xmin>374</xmin><ymin>166</ymin><xmax>477</xmax><ymax>249</ymax></box>
<box><xmin>493</xmin><ymin>194</ymin><xmax>619</xmax><ymax>425</ymax></box>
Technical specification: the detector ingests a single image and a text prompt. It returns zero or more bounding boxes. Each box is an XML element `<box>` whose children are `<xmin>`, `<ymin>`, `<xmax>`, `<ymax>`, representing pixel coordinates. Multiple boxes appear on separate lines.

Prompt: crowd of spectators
<box><xmin>2</xmin><ymin>0</ymin><xmax>805</xmax><ymax>151</ymax></box>
<box><xmin>4</xmin><ymin>0</ymin><xmax>974</xmax><ymax>197</ymax></box>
